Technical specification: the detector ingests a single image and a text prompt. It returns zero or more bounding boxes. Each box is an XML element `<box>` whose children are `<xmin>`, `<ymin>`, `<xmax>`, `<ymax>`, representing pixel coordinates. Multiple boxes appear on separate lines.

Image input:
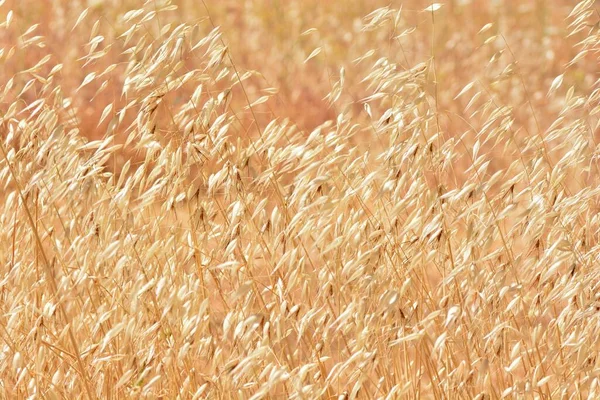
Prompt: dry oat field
<box><xmin>1</xmin><ymin>0</ymin><xmax>600</xmax><ymax>398</ymax></box>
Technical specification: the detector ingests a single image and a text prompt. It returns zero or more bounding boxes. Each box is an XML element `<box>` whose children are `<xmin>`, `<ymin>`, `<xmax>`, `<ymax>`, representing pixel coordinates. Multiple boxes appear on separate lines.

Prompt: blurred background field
<box><xmin>0</xmin><ymin>0</ymin><xmax>591</xmax><ymax>141</ymax></box>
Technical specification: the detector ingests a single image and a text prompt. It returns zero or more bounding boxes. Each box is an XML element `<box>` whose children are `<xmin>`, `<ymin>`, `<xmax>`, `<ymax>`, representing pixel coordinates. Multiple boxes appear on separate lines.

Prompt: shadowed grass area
<box><xmin>0</xmin><ymin>0</ymin><xmax>599</xmax><ymax>398</ymax></box>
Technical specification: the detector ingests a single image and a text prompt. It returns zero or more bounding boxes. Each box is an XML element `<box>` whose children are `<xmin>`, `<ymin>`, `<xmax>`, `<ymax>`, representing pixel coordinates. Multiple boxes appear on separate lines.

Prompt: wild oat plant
<box><xmin>1</xmin><ymin>0</ymin><xmax>600</xmax><ymax>398</ymax></box>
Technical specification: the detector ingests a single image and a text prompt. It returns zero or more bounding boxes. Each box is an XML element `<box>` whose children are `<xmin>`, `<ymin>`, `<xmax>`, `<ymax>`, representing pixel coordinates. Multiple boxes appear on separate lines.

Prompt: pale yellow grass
<box><xmin>0</xmin><ymin>0</ymin><xmax>600</xmax><ymax>398</ymax></box>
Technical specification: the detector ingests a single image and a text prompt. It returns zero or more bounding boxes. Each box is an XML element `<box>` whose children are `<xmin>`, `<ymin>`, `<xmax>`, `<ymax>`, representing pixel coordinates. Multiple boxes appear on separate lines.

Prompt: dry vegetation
<box><xmin>1</xmin><ymin>0</ymin><xmax>600</xmax><ymax>398</ymax></box>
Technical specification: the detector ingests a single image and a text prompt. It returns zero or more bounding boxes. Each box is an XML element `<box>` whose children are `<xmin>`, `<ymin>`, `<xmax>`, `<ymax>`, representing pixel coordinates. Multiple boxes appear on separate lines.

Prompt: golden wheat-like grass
<box><xmin>0</xmin><ymin>0</ymin><xmax>600</xmax><ymax>398</ymax></box>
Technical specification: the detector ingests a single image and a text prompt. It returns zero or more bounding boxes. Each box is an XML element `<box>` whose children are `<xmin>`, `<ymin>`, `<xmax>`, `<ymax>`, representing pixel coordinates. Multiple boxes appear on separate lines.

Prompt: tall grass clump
<box><xmin>1</xmin><ymin>0</ymin><xmax>600</xmax><ymax>398</ymax></box>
